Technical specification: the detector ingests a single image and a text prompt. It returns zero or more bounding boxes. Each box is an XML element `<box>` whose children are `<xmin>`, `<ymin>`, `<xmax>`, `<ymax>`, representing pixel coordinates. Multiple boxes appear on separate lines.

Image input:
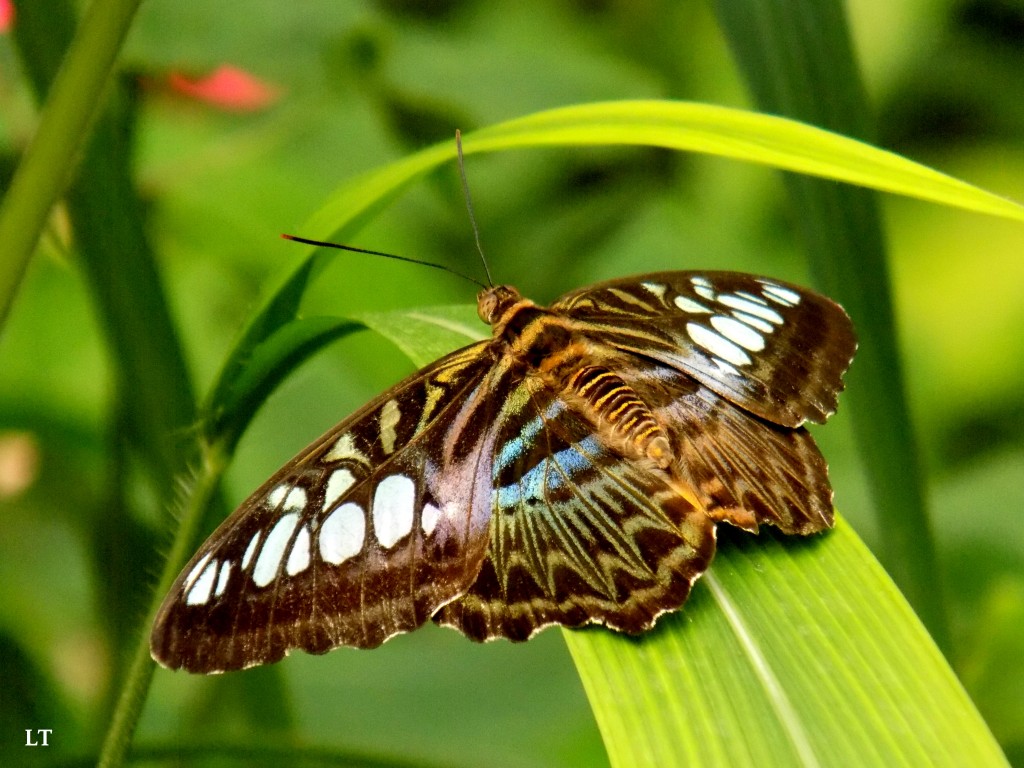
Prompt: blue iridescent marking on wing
<box><xmin>495</xmin><ymin>400</ymin><xmax>565</xmax><ymax>473</ymax></box>
<box><xmin>496</xmin><ymin>435</ymin><xmax>602</xmax><ymax>508</ymax></box>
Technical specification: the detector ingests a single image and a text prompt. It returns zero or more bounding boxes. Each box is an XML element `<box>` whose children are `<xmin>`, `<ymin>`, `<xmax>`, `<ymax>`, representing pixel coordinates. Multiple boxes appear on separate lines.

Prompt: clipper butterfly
<box><xmin>151</xmin><ymin>270</ymin><xmax>855</xmax><ymax>673</ymax></box>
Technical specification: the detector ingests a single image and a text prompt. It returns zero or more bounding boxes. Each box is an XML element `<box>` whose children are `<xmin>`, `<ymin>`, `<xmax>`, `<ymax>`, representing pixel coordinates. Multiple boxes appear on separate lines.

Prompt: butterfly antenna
<box><xmin>281</xmin><ymin>235</ymin><xmax>487</xmax><ymax>289</ymax></box>
<box><xmin>455</xmin><ymin>130</ymin><xmax>495</xmax><ymax>287</ymax></box>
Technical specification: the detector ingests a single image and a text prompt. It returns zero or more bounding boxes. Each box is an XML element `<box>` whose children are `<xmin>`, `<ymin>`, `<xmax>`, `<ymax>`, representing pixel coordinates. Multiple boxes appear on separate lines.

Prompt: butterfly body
<box><xmin>152</xmin><ymin>271</ymin><xmax>855</xmax><ymax>673</ymax></box>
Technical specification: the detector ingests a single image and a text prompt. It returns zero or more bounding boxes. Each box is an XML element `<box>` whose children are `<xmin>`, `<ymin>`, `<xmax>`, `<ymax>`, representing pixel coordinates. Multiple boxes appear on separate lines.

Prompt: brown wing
<box><xmin>151</xmin><ymin>342</ymin><xmax>499</xmax><ymax>673</ymax></box>
<box><xmin>633</xmin><ymin>364</ymin><xmax>836</xmax><ymax>535</ymax></box>
<box><xmin>435</xmin><ymin>373</ymin><xmax>716</xmax><ymax>641</ymax></box>
<box><xmin>554</xmin><ymin>271</ymin><xmax>856</xmax><ymax>428</ymax></box>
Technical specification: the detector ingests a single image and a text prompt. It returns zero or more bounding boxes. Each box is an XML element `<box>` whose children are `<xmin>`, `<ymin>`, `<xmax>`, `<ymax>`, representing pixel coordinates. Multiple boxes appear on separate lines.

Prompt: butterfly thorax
<box><xmin>479</xmin><ymin>284</ymin><xmax>673</xmax><ymax>471</ymax></box>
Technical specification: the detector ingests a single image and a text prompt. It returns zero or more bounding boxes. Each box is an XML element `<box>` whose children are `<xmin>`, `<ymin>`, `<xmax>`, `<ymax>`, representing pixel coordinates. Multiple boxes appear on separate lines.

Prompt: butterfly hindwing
<box><xmin>620</xmin><ymin>360</ymin><xmax>836</xmax><ymax>534</ymax></box>
<box><xmin>435</xmin><ymin>374</ymin><xmax>716</xmax><ymax>641</ymax></box>
<box><xmin>554</xmin><ymin>271</ymin><xmax>857</xmax><ymax>428</ymax></box>
<box><xmin>151</xmin><ymin>343</ymin><xmax>498</xmax><ymax>673</ymax></box>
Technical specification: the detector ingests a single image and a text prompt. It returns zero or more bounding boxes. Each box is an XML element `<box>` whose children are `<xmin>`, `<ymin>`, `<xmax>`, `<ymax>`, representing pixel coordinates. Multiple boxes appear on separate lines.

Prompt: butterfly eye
<box><xmin>479</xmin><ymin>284</ymin><xmax>531</xmax><ymax>326</ymax></box>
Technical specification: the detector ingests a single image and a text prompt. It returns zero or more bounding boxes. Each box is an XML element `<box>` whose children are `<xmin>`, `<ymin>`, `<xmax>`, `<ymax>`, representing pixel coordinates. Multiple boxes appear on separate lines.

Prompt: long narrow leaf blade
<box><xmin>712</xmin><ymin>0</ymin><xmax>948</xmax><ymax>654</ymax></box>
<box><xmin>220</xmin><ymin>99</ymin><xmax>1023</xmax><ymax>448</ymax></box>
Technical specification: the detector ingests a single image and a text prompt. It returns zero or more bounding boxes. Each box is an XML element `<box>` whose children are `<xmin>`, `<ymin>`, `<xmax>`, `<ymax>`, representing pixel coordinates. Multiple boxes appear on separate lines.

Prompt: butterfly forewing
<box><xmin>152</xmin><ymin>268</ymin><xmax>856</xmax><ymax>673</ymax></box>
<box><xmin>554</xmin><ymin>272</ymin><xmax>856</xmax><ymax>428</ymax></box>
<box><xmin>151</xmin><ymin>343</ymin><xmax>498</xmax><ymax>673</ymax></box>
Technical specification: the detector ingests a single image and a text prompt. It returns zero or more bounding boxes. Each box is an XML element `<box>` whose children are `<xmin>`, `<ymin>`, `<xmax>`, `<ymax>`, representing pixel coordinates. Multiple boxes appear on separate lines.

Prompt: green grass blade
<box><xmin>0</xmin><ymin>0</ymin><xmax>143</xmax><ymax>331</ymax></box>
<box><xmin>466</xmin><ymin>102</ymin><xmax>1023</xmax><ymax>219</ymax></box>
<box><xmin>295</xmin><ymin>104</ymin><xmax>1021</xmax><ymax>261</ymax></box>
<box><xmin>357</xmin><ymin>305</ymin><xmax>487</xmax><ymax>360</ymax></box>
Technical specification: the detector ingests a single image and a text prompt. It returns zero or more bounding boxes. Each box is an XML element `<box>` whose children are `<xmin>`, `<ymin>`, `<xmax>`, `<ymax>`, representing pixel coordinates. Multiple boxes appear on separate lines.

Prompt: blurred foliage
<box><xmin>0</xmin><ymin>0</ymin><xmax>1022</xmax><ymax>766</ymax></box>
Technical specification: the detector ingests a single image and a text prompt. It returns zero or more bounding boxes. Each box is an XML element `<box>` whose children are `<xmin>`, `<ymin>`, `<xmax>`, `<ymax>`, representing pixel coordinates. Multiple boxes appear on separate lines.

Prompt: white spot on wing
<box><xmin>674</xmin><ymin>295</ymin><xmax>712</xmax><ymax>314</ymax></box>
<box><xmin>319</xmin><ymin>502</ymin><xmax>365</xmax><ymax>564</ymax></box>
<box><xmin>323</xmin><ymin>468</ymin><xmax>356</xmax><ymax>511</ymax></box>
<box><xmin>215</xmin><ymin>562</ymin><xmax>232</xmax><ymax>597</ymax></box>
<box><xmin>736</xmin><ymin>290</ymin><xmax>769</xmax><ymax>305</ymax></box>
<box><xmin>183</xmin><ymin>552</ymin><xmax>213</xmax><ymax>591</ymax></box>
<box><xmin>252</xmin><ymin>512</ymin><xmax>300</xmax><ymax>587</ymax></box>
<box><xmin>713</xmin><ymin>358</ymin><xmax>742</xmax><ymax>377</ymax></box>
<box><xmin>711</xmin><ymin>315</ymin><xmax>765</xmax><ymax>352</ymax></box>
<box><xmin>716</xmin><ymin>294</ymin><xmax>784</xmax><ymax>324</ymax></box>
<box><xmin>693</xmin><ymin>285</ymin><xmax>716</xmax><ymax>301</ymax></box>
<box><xmin>266</xmin><ymin>484</ymin><xmax>306</xmax><ymax>515</ymax></box>
<box><xmin>242</xmin><ymin>531</ymin><xmax>261</xmax><ymax>570</ymax></box>
<box><xmin>760</xmin><ymin>282</ymin><xmax>801</xmax><ymax>306</ymax></box>
<box><xmin>379</xmin><ymin>399</ymin><xmax>401</xmax><ymax>455</ymax></box>
<box><xmin>267</xmin><ymin>484</ymin><xmax>287</xmax><ymax>508</ymax></box>
<box><xmin>186</xmin><ymin>558</ymin><xmax>218</xmax><ymax>605</ymax></box>
<box><xmin>325</xmin><ymin>433</ymin><xmax>369</xmax><ymax>464</ymax></box>
<box><xmin>641</xmin><ymin>281</ymin><xmax>667</xmax><ymax>299</ymax></box>
<box><xmin>686</xmin><ymin>322</ymin><xmax>752</xmax><ymax>367</ymax></box>
<box><xmin>286</xmin><ymin>525</ymin><xmax>311</xmax><ymax>576</ymax></box>
<box><xmin>284</xmin><ymin>486</ymin><xmax>307</xmax><ymax>511</ymax></box>
<box><xmin>731</xmin><ymin>310</ymin><xmax>775</xmax><ymax>333</ymax></box>
<box><xmin>421</xmin><ymin>502</ymin><xmax>441</xmax><ymax>536</ymax></box>
<box><xmin>373</xmin><ymin>475</ymin><xmax>416</xmax><ymax>549</ymax></box>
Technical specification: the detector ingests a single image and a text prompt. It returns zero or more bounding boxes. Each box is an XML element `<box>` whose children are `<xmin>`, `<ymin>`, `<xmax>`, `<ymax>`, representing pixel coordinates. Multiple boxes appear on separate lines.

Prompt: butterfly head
<box><xmin>477</xmin><ymin>284</ymin><xmax>527</xmax><ymax>326</ymax></box>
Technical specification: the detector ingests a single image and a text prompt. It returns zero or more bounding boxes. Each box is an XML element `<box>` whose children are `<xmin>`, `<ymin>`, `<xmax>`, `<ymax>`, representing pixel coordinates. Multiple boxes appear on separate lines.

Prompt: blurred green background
<box><xmin>1</xmin><ymin>0</ymin><xmax>1022</xmax><ymax>765</ymax></box>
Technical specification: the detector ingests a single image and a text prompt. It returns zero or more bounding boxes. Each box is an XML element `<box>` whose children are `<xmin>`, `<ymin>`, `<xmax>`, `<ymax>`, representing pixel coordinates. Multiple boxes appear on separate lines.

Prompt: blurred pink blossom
<box><xmin>167</xmin><ymin>65</ymin><xmax>281</xmax><ymax>112</ymax></box>
<box><xmin>0</xmin><ymin>0</ymin><xmax>14</xmax><ymax>33</ymax></box>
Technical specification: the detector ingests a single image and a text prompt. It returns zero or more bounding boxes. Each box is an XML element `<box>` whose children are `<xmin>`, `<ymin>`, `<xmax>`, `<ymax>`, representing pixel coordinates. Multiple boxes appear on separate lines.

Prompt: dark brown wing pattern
<box><xmin>435</xmin><ymin>373</ymin><xmax>715</xmax><ymax>641</ymax></box>
<box><xmin>151</xmin><ymin>343</ymin><xmax>500</xmax><ymax>673</ymax></box>
<box><xmin>555</xmin><ymin>271</ymin><xmax>857</xmax><ymax>428</ymax></box>
<box><xmin>552</xmin><ymin>272</ymin><xmax>854</xmax><ymax>536</ymax></box>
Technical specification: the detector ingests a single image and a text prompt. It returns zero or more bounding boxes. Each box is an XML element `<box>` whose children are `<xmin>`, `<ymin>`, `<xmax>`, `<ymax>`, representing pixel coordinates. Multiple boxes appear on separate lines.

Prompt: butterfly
<box><xmin>151</xmin><ymin>270</ymin><xmax>856</xmax><ymax>673</ymax></box>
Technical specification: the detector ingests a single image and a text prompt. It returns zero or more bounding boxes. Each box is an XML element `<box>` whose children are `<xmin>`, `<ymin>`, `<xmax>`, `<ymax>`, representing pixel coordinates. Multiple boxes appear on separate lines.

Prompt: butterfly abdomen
<box><xmin>564</xmin><ymin>365</ymin><xmax>672</xmax><ymax>469</ymax></box>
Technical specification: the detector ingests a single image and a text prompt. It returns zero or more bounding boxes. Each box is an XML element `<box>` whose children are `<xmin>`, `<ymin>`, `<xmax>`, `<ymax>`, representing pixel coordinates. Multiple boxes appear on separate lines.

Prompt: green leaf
<box><xmin>357</xmin><ymin>305</ymin><xmax>487</xmax><ymax>364</ymax></box>
<box><xmin>471</xmin><ymin>102</ymin><xmax>1023</xmax><ymax>220</ymax></box>
<box><xmin>219</xmin><ymin>98</ymin><xmax>1023</xmax><ymax>458</ymax></box>
<box><xmin>712</xmin><ymin>0</ymin><xmax>949</xmax><ymax>655</ymax></box>
<box><xmin>296</xmin><ymin>102</ymin><xmax>1023</xmax><ymax>251</ymax></box>
<box><xmin>0</xmin><ymin>0</ymin><xmax>144</xmax><ymax>330</ymax></box>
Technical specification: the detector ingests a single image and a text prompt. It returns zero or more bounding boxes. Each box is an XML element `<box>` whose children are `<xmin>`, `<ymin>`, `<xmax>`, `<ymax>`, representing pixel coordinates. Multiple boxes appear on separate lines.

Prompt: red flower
<box><xmin>167</xmin><ymin>65</ymin><xmax>281</xmax><ymax>112</ymax></box>
<box><xmin>0</xmin><ymin>0</ymin><xmax>15</xmax><ymax>33</ymax></box>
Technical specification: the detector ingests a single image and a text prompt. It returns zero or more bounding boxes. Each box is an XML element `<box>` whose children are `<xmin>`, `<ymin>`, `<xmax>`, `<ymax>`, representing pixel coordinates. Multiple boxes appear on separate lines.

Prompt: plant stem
<box><xmin>96</xmin><ymin>443</ymin><xmax>227</xmax><ymax>768</ymax></box>
<box><xmin>0</xmin><ymin>0</ymin><xmax>142</xmax><ymax>331</ymax></box>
